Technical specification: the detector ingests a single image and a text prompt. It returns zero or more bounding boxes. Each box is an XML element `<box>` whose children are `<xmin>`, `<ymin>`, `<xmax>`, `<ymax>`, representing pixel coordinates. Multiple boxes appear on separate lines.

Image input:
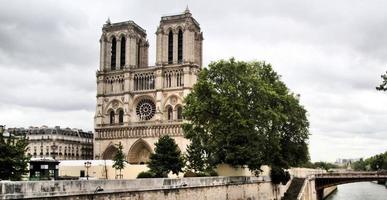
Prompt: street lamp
<box><xmin>84</xmin><ymin>161</ymin><xmax>92</xmax><ymax>180</ymax></box>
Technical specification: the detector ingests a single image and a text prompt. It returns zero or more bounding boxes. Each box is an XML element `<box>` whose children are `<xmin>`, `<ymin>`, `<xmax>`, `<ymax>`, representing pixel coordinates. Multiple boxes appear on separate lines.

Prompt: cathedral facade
<box><xmin>94</xmin><ymin>9</ymin><xmax>203</xmax><ymax>164</ymax></box>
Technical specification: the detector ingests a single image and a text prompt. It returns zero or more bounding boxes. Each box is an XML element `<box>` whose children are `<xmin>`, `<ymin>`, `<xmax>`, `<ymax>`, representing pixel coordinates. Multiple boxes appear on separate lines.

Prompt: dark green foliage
<box><xmin>137</xmin><ymin>171</ymin><xmax>155</xmax><ymax>178</ymax></box>
<box><xmin>183</xmin><ymin>171</ymin><xmax>197</xmax><ymax>177</ymax></box>
<box><xmin>0</xmin><ymin>132</ymin><xmax>30</xmax><ymax>181</ymax></box>
<box><xmin>351</xmin><ymin>151</ymin><xmax>387</xmax><ymax>171</ymax></box>
<box><xmin>148</xmin><ymin>135</ymin><xmax>185</xmax><ymax>178</ymax></box>
<box><xmin>376</xmin><ymin>71</ymin><xmax>387</xmax><ymax>91</ymax></box>
<box><xmin>352</xmin><ymin>158</ymin><xmax>367</xmax><ymax>171</ymax></box>
<box><xmin>183</xmin><ymin>58</ymin><xmax>310</xmax><ymax>175</ymax></box>
<box><xmin>185</xmin><ymin>137</ymin><xmax>206</xmax><ymax>173</ymax></box>
<box><xmin>302</xmin><ymin>161</ymin><xmax>339</xmax><ymax>171</ymax></box>
<box><xmin>112</xmin><ymin>142</ymin><xmax>126</xmax><ymax>179</ymax></box>
<box><xmin>270</xmin><ymin>166</ymin><xmax>290</xmax><ymax>185</ymax></box>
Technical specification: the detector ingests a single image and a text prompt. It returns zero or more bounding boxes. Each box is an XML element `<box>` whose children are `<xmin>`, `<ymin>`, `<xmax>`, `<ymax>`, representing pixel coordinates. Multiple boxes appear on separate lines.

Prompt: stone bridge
<box><xmin>313</xmin><ymin>172</ymin><xmax>387</xmax><ymax>200</ymax></box>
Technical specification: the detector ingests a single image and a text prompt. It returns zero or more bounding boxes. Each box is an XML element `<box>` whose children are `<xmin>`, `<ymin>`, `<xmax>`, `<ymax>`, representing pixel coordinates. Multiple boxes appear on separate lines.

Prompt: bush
<box><xmin>209</xmin><ymin>170</ymin><xmax>218</xmax><ymax>176</ymax></box>
<box><xmin>137</xmin><ymin>171</ymin><xmax>154</xmax><ymax>178</ymax></box>
<box><xmin>183</xmin><ymin>171</ymin><xmax>197</xmax><ymax>177</ymax></box>
<box><xmin>196</xmin><ymin>172</ymin><xmax>207</xmax><ymax>177</ymax></box>
<box><xmin>270</xmin><ymin>166</ymin><xmax>290</xmax><ymax>185</ymax></box>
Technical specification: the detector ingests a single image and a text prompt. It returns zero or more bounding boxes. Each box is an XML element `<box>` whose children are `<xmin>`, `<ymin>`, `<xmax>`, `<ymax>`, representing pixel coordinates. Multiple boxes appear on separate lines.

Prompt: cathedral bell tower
<box><xmin>156</xmin><ymin>8</ymin><xmax>203</xmax><ymax>67</ymax></box>
<box><xmin>94</xmin><ymin>9</ymin><xmax>203</xmax><ymax>165</ymax></box>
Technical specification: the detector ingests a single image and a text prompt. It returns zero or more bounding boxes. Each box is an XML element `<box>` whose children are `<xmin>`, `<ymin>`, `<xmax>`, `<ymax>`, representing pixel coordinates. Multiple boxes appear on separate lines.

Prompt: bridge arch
<box><xmin>314</xmin><ymin>172</ymin><xmax>387</xmax><ymax>200</ymax></box>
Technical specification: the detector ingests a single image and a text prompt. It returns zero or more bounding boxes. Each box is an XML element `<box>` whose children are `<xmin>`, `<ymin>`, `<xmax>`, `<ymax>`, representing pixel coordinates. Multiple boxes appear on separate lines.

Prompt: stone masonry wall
<box><xmin>0</xmin><ymin>176</ymin><xmax>287</xmax><ymax>200</ymax></box>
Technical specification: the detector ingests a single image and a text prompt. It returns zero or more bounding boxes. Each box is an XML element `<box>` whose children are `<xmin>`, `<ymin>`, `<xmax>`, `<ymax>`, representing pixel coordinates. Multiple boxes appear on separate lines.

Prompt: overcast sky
<box><xmin>0</xmin><ymin>0</ymin><xmax>386</xmax><ymax>162</ymax></box>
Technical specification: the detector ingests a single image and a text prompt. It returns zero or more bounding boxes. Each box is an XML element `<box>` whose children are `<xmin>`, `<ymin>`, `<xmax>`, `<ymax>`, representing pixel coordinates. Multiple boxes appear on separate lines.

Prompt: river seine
<box><xmin>325</xmin><ymin>182</ymin><xmax>387</xmax><ymax>200</ymax></box>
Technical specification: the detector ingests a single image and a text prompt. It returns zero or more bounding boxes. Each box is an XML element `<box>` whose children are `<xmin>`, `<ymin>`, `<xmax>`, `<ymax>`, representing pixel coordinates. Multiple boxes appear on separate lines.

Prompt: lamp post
<box><xmin>84</xmin><ymin>161</ymin><xmax>91</xmax><ymax>180</ymax></box>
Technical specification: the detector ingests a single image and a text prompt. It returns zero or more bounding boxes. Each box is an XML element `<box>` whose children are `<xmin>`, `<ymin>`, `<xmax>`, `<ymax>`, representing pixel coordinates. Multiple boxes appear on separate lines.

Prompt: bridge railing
<box><xmin>314</xmin><ymin>171</ymin><xmax>387</xmax><ymax>178</ymax></box>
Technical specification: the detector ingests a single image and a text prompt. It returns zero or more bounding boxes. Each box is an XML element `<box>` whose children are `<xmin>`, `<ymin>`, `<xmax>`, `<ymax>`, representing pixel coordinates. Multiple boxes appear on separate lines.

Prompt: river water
<box><xmin>325</xmin><ymin>182</ymin><xmax>387</xmax><ymax>200</ymax></box>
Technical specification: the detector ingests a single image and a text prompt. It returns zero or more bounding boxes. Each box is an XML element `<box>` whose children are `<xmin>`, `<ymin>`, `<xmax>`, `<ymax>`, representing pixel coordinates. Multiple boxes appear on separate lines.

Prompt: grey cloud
<box><xmin>0</xmin><ymin>0</ymin><xmax>386</xmax><ymax>161</ymax></box>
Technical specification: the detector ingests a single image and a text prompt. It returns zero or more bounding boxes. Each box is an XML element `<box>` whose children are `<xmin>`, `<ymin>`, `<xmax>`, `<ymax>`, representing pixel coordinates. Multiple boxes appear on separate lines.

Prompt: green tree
<box><xmin>183</xmin><ymin>58</ymin><xmax>310</xmax><ymax>176</ymax></box>
<box><xmin>148</xmin><ymin>135</ymin><xmax>185</xmax><ymax>177</ymax></box>
<box><xmin>376</xmin><ymin>71</ymin><xmax>387</xmax><ymax>91</ymax></box>
<box><xmin>352</xmin><ymin>159</ymin><xmax>367</xmax><ymax>171</ymax></box>
<box><xmin>0</xmin><ymin>130</ymin><xmax>30</xmax><ymax>181</ymax></box>
<box><xmin>112</xmin><ymin>142</ymin><xmax>126</xmax><ymax>179</ymax></box>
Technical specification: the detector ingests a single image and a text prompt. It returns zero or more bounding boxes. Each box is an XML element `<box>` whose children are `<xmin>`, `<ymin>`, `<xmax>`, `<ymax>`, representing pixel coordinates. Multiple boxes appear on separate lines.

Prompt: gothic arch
<box><xmin>165</xmin><ymin>105</ymin><xmax>173</xmax><ymax>120</ymax></box>
<box><xmin>163</xmin><ymin>94</ymin><xmax>183</xmax><ymax>108</ymax></box>
<box><xmin>104</xmin><ymin>99</ymin><xmax>124</xmax><ymax>115</ymax></box>
<box><xmin>127</xmin><ymin>139</ymin><xmax>153</xmax><ymax>164</ymax></box>
<box><xmin>132</xmin><ymin>95</ymin><xmax>155</xmax><ymax>106</ymax></box>
<box><xmin>176</xmin><ymin>105</ymin><xmax>183</xmax><ymax>120</ymax></box>
<box><xmin>102</xmin><ymin>144</ymin><xmax>119</xmax><ymax>160</ymax></box>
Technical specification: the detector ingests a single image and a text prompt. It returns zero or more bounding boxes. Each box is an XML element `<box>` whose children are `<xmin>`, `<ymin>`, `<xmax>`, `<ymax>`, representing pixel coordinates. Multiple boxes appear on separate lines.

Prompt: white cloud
<box><xmin>0</xmin><ymin>0</ymin><xmax>386</xmax><ymax>161</ymax></box>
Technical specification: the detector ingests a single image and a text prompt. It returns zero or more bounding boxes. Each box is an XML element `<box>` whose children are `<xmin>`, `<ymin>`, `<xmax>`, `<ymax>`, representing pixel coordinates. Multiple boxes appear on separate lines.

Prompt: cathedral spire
<box><xmin>184</xmin><ymin>5</ymin><xmax>190</xmax><ymax>14</ymax></box>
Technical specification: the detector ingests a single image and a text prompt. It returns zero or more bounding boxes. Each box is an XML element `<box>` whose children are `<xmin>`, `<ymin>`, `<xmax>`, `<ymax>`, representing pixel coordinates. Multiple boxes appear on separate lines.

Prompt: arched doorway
<box><xmin>102</xmin><ymin>145</ymin><xmax>118</xmax><ymax>160</ymax></box>
<box><xmin>128</xmin><ymin>139</ymin><xmax>152</xmax><ymax>164</ymax></box>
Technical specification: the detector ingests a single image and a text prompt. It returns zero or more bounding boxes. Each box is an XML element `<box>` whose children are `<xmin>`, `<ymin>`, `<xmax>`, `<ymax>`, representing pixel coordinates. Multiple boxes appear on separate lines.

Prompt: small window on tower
<box><xmin>110</xmin><ymin>110</ymin><xmax>115</xmax><ymax>125</ymax></box>
<box><xmin>111</xmin><ymin>37</ymin><xmax>117</xmax><ymax>70</ymax></box>
<box><xmin>118</xmin><ymin>109</ymin><xmax>124</xmax><ymax>124</ymax></box>
<box><xmin>120</xmin><ymin>36</ymin><xmax>126</xmax><ymax>68</ymax></box>
<box><xmin>178</xmin><ymin>29</ymin><xmax>183</xmax><ymax>63</ymax></box>
<box><xmin>168</xmin><ymin>31</ymin><xmax>173</xmax><ymax>64</ymax></box>
<box><xmin>167</xmin><ymin>106</ymin><xmax>173</xmax><ymax>120</ymax></box>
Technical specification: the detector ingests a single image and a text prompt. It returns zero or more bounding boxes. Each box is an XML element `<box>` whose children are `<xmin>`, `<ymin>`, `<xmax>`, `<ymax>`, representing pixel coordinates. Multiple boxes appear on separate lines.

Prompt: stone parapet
<box><xmin>0</xmin><ymin>176</ymin><xmax>269</xmax><ymax>199</ymax></box>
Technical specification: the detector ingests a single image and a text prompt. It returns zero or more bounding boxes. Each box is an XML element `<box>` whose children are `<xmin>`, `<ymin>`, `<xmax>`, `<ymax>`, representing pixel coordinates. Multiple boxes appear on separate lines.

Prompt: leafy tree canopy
<box><xmin>376</xmin><ymin>71</ymin><xmax>387</xmax><ymax>91</ymax></box>
<box><xmin>148</xmin><ymin>135</ymin><xmax>185</xmax><ymax>177</ymax></box>
<box><xmin>183</xmin><ymin>58</ymin><xmax>310</xmax><ymax>175</ymax></box>
<box><xmin>0</xmin><ymin>131</ymin><xmax>30</xmax><ymax>181</ymax></box>
<box><xmin>112</xmin><ymin>142</ymin><xmax>126</xmax><ymax>179</ymax></box>
<box><xmin>352</xmin><ymin>151</ymin><xmax>387</xmax><ymax>171</ymax></box>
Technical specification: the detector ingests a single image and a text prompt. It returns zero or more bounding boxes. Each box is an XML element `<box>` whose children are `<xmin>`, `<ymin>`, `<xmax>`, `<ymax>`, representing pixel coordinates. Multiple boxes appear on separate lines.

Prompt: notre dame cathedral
<box><xmin>94</xmin><ymin>8</ymin><xmax>203</xmax><ymax>164</ymax></box>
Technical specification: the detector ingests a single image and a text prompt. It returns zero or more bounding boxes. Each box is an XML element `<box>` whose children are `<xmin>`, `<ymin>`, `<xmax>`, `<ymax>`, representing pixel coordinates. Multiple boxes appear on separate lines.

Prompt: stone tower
<box><xmin>94</xmin><ymin>9</ymin><xmax>203</xmax><ymax>164</ymax></box>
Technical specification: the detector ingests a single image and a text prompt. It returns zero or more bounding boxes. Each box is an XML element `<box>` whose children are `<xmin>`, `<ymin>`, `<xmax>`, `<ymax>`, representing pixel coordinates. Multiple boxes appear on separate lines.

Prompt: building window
<box><xmin>110</xmin><ymin>110</ymin><xmax>115</xmax><ymax>125</ymax></box>
<box><xmin>167</xmin><ymin>106</ymin><xmax>173</xmax><ymax>120</ymax></box>
<box><xmin>136</xmin><ymin>99</ymin><xmax>156</xmax><ymax>120</ymax></box>
<box><xmin>118</xmin><ymin>109</ymin><xmax>124</xmax><ymax>124</ymax></box>
<box><xmin>178</xmin><ymin>29</ymin><xmax>183</xmax><ymax>63</ymax></box>
<box><xmin>177</xmin><ymin>106</ymin><xmax>183</xmax><ymax>120</ymax></box>
<box><xmin>168</xmin><ymin>31</ymin><xmax>173</xmax><ymax>64</ymax></box>
<box><xmin>137</xmin><ymin>39</ymin><xmax>141</xmax><ymax>68</ymax></box>
<box><xmin>111</xmin><ymin>37</ymin><xmax>116</xmax><ymax>70</ymax></box>
<box><xmin>120</xmin><ymin>36</ymin><xmax>126</xmax><ymax>68</ymax></box>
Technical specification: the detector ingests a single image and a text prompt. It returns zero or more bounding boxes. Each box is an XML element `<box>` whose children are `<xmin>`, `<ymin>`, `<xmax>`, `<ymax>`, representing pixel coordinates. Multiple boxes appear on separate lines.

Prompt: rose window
<box><xmin>136</xmin><ymin>99</ymin><xmax>156</xmax><ymax>120</ymax></box>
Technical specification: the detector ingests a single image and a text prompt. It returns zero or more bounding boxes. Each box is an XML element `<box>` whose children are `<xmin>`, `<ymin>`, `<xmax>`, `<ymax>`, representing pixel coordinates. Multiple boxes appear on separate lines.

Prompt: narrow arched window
<box><xmin>120</xmin><ymin>37</ymin><xmax>126</xmax><ymax>68</ymax></box>
<box><xmin>118</xmin><ymin>109</ymin><xmax>124</xmax><ymax>124</ymax></box>
<box><xmin>178</xmin><ymin>29</ymin><xmax>183</xmax><ymax>63</ymax></box>
<box><xmin>168</xmin><ymin>31</ymin><xmax>173</xmax><ymax>64</ymax></box>
<box><xmin>137</xmin><ymin>39</ymin><xmax>141</xmax><ymax>68</ymax></box>
<box><xmin>111</xmin><ymin>37</ymin><xmax>116</xmax><ymax>70</ymax></box>
<box><xmin>167</xmin><ymin>106</ymin><xmax>173</xmax><ymax>120</ymax></box>
<box><xmin>177</xmin><ymin>106</ymin><xmax>183</xmax><ymax>120</ymax></box>
<box><xmin>110</xmin><ymin>110</ymin><xmax>115</xmax><ymax>125</ymax></box>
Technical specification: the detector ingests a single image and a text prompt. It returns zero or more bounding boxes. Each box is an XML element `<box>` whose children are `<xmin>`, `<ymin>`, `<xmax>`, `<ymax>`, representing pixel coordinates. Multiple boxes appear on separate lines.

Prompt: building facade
<box><xmin>8</xmin><ymin>126</ymin><xmax>93</xmax><ymax>160</ymax></box>
<box><xmin>94</xmin><ymin>8</ymin><xmax>203</xmax><ymax>164</ymax></box>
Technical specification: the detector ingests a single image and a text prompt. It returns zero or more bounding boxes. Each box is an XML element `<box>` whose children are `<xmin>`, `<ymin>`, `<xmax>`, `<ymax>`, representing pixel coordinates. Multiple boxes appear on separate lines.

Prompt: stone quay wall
<box><xmin>0</xmin><ymin>176</ymin><xmax>288</xmax><ymax>200</ymax></box>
